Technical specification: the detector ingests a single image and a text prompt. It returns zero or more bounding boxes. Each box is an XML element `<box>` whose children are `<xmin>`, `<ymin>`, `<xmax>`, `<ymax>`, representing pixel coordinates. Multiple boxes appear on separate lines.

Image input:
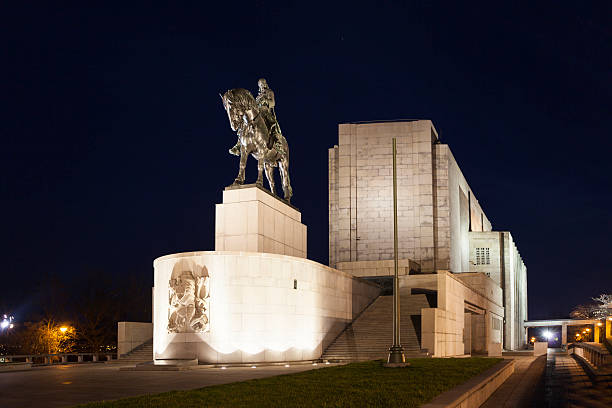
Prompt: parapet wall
<box><xmin>153</xmin><ymin>251</ymin><xmax>380</xmax><ymax>364</ymax></box>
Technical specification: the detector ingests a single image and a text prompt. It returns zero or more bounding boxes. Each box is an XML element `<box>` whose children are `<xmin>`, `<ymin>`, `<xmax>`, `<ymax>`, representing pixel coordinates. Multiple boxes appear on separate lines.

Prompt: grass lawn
<box><xmin>79</xmin><ymin>358</ymin><xmax>502</xmax><ymax>408</ymax></box>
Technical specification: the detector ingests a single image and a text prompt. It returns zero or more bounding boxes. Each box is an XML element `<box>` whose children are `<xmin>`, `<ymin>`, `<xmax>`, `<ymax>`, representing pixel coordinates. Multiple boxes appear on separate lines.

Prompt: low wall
<box><xmin>488</xmin><ymin>342</ymin><xmax>502</xmax><ymax>357</ymax></box>
<box><xmin>533</xmin><ymin>342</ymin><xmax>547</xmax><ymax>356</ymax></box>
<box><xmin>422</xmin><ymin>359</ymin><xmax>515</xmax><ymax>408</ymax></box>
<box><xmin>118</xmin><ymin>322</ymin><xmax>153</xmax><ymax>356</ymax></box>
<box><xmin>414</xmin><ymin>272</ymin><xmax>504</xmax><ymax>357</ymax></box>
<box><xmin>153</xmin><ymin>251</ymin><xmax>380</xmax><ymax>364</ymax></box>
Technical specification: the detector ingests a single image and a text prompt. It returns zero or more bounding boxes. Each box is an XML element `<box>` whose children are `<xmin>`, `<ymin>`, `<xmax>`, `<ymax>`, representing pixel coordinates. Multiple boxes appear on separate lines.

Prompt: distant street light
<box><xmin>1</xmin><ymin>315</ymin><xmax>14</xmax><ymax>331</ymax></box>
<box><xmin>60</xmin><ymin>327</ymin><xmax>68</xmax><ymax>333</ymax></box>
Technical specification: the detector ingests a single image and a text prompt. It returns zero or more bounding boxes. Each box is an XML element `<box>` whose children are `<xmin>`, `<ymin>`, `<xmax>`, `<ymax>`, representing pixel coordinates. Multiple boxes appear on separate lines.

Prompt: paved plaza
<box><xmin>2</xmin><ymin>352</ymin><xmax>610</xmax><ymax>407</ymax></box>
<box><xmin>0</xmin><ymin>362</ymin><xmax>324</xmax><ymax>408</ymax></box>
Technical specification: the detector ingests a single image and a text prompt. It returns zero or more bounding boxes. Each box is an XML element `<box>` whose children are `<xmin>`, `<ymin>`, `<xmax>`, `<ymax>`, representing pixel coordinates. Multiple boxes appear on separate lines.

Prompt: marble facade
<box><xmin>469</xmin><ymin>231</ymin><xmax>528</xmax><ymax>350</ymax></box>
<box><xmin>399</xmin><ymin>272</ymin><xmax>504</xmax><ymax>357</ymax></box>
<box><xmin>328</xmin><ymin>120</ymin><xmax>528</xmax><ymax>350</ymax></box>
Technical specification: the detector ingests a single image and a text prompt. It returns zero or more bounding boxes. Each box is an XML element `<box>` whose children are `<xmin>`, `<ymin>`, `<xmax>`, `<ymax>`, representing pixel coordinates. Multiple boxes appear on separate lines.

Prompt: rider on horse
<box><xmin>229</xmin><ymin>78</ymin><xmax>284</xmax><ymax>158</ymax></box>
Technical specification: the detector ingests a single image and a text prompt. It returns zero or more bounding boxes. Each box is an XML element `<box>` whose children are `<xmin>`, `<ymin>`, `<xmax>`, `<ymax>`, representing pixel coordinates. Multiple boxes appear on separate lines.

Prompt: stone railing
<box><xmin>603</xmin><ymin>337</ymin><xmax>612</xmax><ymax>355</ymax></box>
<box><xmin>569</xmin><ymin>342</ymin><xmax>611</xmax><ymax>369</ymax></box>
<box><xmin>0</xmin><ymin>352</ymin><xmax>116</xmax><ymax>365</ymax></box>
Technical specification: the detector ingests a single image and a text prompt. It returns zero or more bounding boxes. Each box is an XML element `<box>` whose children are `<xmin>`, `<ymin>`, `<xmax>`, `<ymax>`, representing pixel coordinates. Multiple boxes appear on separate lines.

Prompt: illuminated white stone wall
<box><xmin>437</xmin><ymin>144</ymin><xmax>492</xmax><ymax>273</ymax></box>
<box><xmin>153</xmin><ymin>251</ymin><xmax>380</xmax><ymax>363</ymax></box>
<box><xmin>400</xmin><ymin>272</ymin><xmax>504</xmax><ymax>357</ymax></box>
<box><xmin>215</xmin><ymin>187</ymin><xmax>307</xmax><ymax>258</ymax></box>
<box><xmin>328</xmin><ymin>120</ymin><xmax>491</xmax><ymax>274</ymax></box>
<box><xmin>327</xmin><ymin>120</ymin><xmax>528</xmax><ymax>351</ymax></box>
<box><xmin>469</xmin><ymin>231</ymin><xmax>528</xmax><ymax>350</ymax></box>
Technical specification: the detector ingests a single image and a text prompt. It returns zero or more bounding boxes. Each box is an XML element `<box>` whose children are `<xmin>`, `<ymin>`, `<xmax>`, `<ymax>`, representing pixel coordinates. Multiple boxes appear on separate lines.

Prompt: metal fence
<box><xmin>0</xmin><ymin>352</ymin><xmax>116</xmax><ymax>365</ymax></box>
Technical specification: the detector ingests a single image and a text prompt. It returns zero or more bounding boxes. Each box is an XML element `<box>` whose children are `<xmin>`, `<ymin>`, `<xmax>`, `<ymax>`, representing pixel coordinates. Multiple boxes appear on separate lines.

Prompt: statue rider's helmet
<box><xmin>258</xmin><ymin>78</ymin><xmax>268</xmax><ymax>90</ymax></box>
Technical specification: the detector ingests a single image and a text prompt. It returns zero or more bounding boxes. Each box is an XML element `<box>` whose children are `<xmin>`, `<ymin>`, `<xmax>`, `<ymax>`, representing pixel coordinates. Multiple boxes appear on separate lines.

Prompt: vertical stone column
<box><xmin>463</xmin><ymin>313</ymin><xmax>472</xmax><ymax>354</ymax></box>
<box><xmin>606</xmin><ymin>319</ymin><xmax>612</xmax><ymax>340</ymax></box>
<box><xmin>594</xmin><ymin>326</ymin><xmax>600</xmax><ymax>343</ymax></box>
<box><xmin>336</xmin><ymin>124</ymin><xmax>353</xmax><ymax>263</ymax></box>
<box><xmin>328</xmin><ymin>145</ymin><xmax>339</xmax><ymax>268</ymax></box>
<box><xmin>561</xmin><ymin>324</ymin><xmax>567</xmax><ymax>346</ymax></box>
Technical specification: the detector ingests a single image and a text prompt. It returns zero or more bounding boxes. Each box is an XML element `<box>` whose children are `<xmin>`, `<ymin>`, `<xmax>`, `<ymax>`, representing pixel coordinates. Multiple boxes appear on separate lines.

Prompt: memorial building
<box><xmin>328</xmin><ymin>120</ymin><xmax>527</xmax><ymax>354</ymax></box>
<box><xmin>122</xmin><ymin>81</ymin><xmax>529</xmax><ymax>365</ymax></box>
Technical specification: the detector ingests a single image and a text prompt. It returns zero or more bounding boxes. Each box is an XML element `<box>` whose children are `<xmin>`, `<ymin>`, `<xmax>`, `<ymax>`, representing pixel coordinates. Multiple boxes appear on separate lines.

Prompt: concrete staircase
<box><xmin>321</xmin><ymin>294</ymin><xmax>431</xmax><ymax>361</ymax></box>
<box><xmin>116</xmin><ymin>339</ymin><xmax>153</xmax><ymax>364</ymax></box>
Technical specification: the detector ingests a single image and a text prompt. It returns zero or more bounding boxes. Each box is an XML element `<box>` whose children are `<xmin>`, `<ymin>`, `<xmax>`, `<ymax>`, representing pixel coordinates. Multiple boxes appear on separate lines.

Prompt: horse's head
<box><xmin>221</xmin><ymin>90</ymin><xmax>241</xmax><ymax>132</ymax></box>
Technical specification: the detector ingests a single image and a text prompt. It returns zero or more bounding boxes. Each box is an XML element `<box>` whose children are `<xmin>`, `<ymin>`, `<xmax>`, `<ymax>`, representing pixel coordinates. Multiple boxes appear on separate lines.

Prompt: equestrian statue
<box><xmin>220</xmin><ymin>78</ymin><xmax>293</xmax><ymax>202</ymax></box>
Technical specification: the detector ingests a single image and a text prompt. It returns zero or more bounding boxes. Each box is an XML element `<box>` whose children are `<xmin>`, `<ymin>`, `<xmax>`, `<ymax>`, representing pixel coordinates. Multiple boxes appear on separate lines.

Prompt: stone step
<box><xmin>118</xmin><ymin>339</ymin><xmax>153</xmax><ymax>362</ymax></box>
<box><xmin>321</xmin><ymin>294</ymin><xmax>430</xmax><ymax>361</ymax></box>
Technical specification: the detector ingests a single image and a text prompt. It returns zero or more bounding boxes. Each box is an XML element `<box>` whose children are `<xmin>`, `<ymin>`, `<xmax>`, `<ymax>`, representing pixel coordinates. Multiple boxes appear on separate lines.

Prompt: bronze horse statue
<box><xmin>220</xmin><ymin>88</ymin><xmax>293</xmax><ymax>202</ymax></box>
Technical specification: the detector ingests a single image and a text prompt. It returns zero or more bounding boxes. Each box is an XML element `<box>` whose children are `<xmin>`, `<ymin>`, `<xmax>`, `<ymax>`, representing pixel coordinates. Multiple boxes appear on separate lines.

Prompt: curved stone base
<box><xmin>153</xmin><ymin>251</ymin><xmax>380</xmax><ymax>364</ymax></box>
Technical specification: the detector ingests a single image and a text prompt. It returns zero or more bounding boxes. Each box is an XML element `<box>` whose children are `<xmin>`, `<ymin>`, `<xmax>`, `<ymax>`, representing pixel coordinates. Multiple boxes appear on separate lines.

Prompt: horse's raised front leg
<box><xmin>264</xmin><ymin>161</ymin><xmax>276</xmax><ymax>195</ymax></box>
<box><xmin>233</xmin><ymin>146</ymin><xmax>248</xmax><ymax>185</ymax></box>
<box><xmin>256</xmin><ymin>160</ymin><xmax>264</xmax><ymax>187</ymax></box>
<box><xmin>279</xmin><ymin>158</ymin><xmax>293</xmax><ymax>202</ymax></box>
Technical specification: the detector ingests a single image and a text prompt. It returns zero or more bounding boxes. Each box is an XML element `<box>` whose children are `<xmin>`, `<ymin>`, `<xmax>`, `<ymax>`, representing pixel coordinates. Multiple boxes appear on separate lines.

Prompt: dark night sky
<box><xmin>1</xmin><ymin>2</ymin><xmax>610</xmax><ymax>321</ymax></box>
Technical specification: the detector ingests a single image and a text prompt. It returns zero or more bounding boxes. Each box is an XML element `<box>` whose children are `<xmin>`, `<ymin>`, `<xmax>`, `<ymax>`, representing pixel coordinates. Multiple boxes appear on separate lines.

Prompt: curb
<box><xmin>421</xmin><ymin>359</ymin><xmax>515</xmax><ymax>408</ymax></box>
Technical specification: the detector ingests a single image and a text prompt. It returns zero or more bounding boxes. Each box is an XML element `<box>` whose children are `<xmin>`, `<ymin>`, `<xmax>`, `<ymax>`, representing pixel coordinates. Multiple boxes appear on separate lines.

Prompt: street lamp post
<box><xmin>386</xmin><ymin>138</ymin><xmax>407</xmax><ymax>366</ymax></box>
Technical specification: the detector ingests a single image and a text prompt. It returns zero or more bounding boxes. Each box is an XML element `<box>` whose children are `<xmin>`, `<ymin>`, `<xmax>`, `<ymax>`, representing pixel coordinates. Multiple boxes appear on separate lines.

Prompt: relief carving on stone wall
<box><xmin>168</xmin><ymin>270</ymin><xmax>210</xmax><ymax>333</ymax></box>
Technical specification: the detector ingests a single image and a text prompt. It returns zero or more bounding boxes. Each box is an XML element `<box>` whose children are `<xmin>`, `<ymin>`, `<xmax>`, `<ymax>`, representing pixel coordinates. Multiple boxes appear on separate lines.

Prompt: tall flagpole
<box><xmin>387</xmin><ymin>137</ymin><xmax>406</xmax><ymax>365</ymax></box>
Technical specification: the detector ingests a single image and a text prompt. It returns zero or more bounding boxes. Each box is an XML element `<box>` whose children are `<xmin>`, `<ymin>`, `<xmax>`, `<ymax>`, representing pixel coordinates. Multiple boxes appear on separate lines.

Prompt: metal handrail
<box><xmin>0</xmin><ymin>352</ymin><xmax>116</xmax><ymax>364</ymax></box>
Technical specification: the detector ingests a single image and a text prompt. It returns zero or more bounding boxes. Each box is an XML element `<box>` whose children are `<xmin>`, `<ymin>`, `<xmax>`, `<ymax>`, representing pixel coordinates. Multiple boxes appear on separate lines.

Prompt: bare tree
<box><xmin>592</xmin><ymin>294</ymin><xmax>612</xmax><ymax>308</ymax></box>
<box><xmin>570</xmin><ymin>293</ymin><xmax>612</xmax><ymax>319</ymax></box>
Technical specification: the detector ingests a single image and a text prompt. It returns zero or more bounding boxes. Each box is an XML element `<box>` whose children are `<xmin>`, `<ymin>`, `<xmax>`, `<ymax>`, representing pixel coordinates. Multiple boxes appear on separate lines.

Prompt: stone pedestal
<box><xmin>215</xmin><ymin>185</ymin><xmax>307</xmax><ymax>258</ymax></box>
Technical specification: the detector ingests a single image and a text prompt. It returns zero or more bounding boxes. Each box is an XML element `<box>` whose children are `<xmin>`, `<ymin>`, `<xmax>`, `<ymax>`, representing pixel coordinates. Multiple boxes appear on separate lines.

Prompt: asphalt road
<box><xmin>0</xmin><ymin>362</ymin><xmax>322</xmax><ymax>407</ymax></box>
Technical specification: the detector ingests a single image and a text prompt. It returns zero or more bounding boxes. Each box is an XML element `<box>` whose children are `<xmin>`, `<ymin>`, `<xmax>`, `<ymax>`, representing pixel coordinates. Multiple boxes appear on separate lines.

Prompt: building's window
<box><xmin>475</xmin><ymin>248</ymin><xmax>490</xmax><ymax>265</ymax></box>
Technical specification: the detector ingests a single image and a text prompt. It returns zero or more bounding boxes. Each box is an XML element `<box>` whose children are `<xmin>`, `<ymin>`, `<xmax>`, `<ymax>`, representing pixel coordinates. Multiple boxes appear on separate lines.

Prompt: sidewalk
<box><xmin>481</xmin><ymin>355</ymin><xmax>546</xmax><ymax>408</ymax></box>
